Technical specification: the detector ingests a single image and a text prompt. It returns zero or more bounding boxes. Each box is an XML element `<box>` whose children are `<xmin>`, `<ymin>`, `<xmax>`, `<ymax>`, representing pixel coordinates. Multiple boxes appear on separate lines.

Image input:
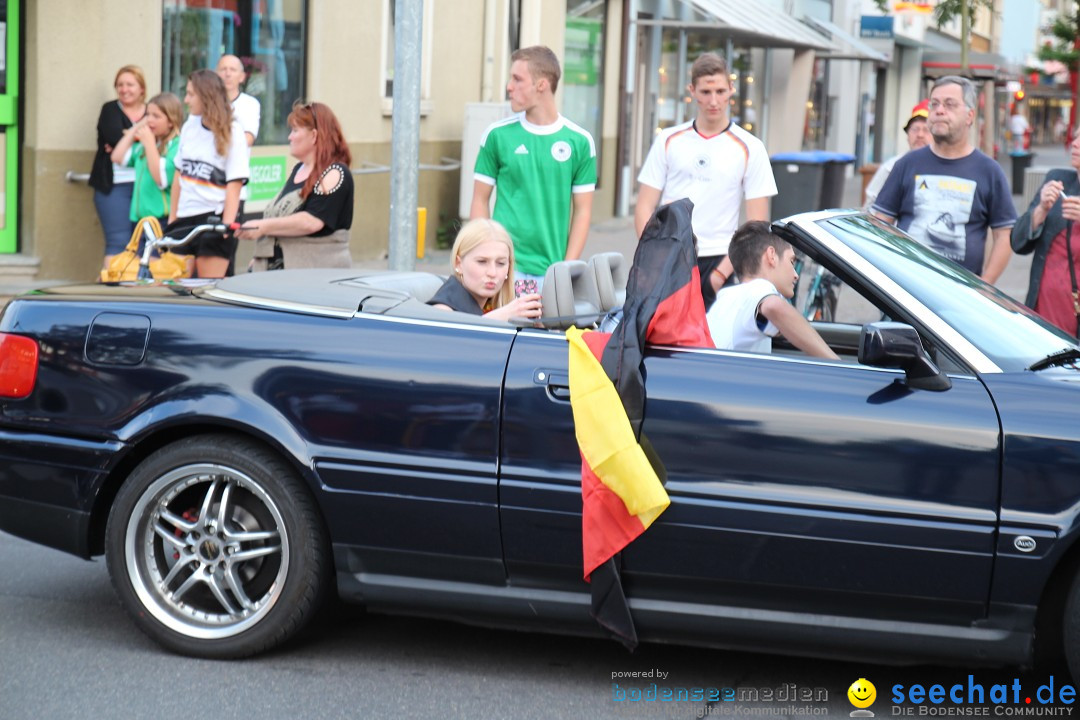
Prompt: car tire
<box><xmin>105</xmin><ymin>434</ymin><xmax>329</xmax><ymax>658</ymax></box>
<box><xmin>1065</xmin><ymin>567</ymin><xmax>1080</xmax><ymax>686</ymax></box>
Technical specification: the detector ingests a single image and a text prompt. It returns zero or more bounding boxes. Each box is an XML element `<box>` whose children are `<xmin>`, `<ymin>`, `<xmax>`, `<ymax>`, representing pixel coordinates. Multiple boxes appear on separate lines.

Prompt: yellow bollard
<box><xmin>416</xmin><ymin>207</ymin><xmax>427</xmax><ymax>259</ymax></box>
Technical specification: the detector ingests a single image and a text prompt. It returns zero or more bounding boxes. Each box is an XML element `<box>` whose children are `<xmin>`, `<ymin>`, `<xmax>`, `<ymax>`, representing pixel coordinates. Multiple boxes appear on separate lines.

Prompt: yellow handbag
<box><xmin>100</xmin><ymin>216</ymin><xmax>192</xmax><ymax>283</ymax></box>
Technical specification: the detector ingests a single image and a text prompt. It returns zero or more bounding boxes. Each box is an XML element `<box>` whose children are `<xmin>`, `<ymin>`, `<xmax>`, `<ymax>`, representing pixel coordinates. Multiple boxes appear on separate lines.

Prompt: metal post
<box><xmin>389</xmin><ymin>0</ymin><xmax>423</xmax><ymax>271</ymax></box>
<box><xmin>676</xmin><ymin>30</ymin><xmax>687</xmax><ymax>126</ymax></box>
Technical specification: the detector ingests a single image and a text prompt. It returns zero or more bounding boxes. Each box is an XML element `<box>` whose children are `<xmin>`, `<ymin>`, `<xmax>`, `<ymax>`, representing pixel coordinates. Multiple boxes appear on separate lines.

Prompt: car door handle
<box><xmin>534</xmin><ymin>370</ymin><xmax>571</xmax><ymax>401</ymax></box>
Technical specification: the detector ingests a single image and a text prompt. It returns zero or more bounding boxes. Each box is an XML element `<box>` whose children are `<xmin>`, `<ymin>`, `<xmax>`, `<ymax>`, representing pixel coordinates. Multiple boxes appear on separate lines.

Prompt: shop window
<box><xmin>162</xmin><ymin>0</ymin><xmax>307</xmax><ymax>146</ymax></box>
<box><xmin>564</xmin><ymin>0</ymin><xmax>606</xmax><ymax>179</ymax></box>
<box><xmin>803</xmin><ymin>57</ymin><xmax>828</xmax><ymax>150</ymax></box>
<box><xmin>381</xmin><ymin>0</ymin><xmax>434</xmax><ymax>114</ymax></box>
<box><xmin>728</xmin><ymin>48</ymin><xmax>764</xmax><ymax>137</ymax></box>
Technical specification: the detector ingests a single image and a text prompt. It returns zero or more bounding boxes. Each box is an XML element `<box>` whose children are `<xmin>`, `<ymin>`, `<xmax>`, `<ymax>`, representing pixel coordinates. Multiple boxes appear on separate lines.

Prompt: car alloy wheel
<box><xmin>107</xmin><ymin>435</ymin><xmax>328</xmax><ymax>657</ymax></box>
<box><xmin>125</xmin><ymin>462</ymin><xmax>288</xmax><ymax>638</ymax></box>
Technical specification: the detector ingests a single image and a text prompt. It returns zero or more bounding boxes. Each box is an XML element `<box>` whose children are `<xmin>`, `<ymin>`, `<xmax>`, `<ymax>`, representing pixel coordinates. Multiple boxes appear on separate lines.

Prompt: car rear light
<box><xmin>0</xmin><ymin>333</ymin><xmax>38</xmax><ymax>399</ymax></box>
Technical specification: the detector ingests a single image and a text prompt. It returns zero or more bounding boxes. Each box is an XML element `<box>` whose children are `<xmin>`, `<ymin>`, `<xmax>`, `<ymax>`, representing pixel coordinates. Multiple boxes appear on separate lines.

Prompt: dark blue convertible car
<box><xmin>2</xmin><ymin>210</ymin><xmax>1079</xmax><ymax>682</ymax></box>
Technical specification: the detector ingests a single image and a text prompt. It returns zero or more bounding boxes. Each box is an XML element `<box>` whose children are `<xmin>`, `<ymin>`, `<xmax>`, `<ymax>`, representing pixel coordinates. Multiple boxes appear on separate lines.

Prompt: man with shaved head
<box><xmin>216</xmin><ymin>54</ymin><xmax>260</xmax><ymax>147</ymax></box>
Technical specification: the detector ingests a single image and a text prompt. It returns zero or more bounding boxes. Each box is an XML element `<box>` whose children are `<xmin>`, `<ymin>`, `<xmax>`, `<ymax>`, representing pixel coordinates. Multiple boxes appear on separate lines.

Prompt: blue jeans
<box><xmin>94</xmin><ymin>183</ymin><xmax>136</xmax><ymax>256</ymax></box>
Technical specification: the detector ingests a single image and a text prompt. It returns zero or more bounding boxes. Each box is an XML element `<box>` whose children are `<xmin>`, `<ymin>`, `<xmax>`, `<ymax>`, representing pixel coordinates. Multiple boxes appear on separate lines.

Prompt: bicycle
<box><xmin>793</xmin><ymin>256</ymin><xmax>841</xmax><ymax>322</ymax></box>
<box><xmin>135</xmin><ymin>218</ymin><xmax>228</xmax><ymax>280</ymax></box>
<box><xmin>101</xmin><ymin>216</ymin><xmax>228</xmax><ymax>283</ymax></box>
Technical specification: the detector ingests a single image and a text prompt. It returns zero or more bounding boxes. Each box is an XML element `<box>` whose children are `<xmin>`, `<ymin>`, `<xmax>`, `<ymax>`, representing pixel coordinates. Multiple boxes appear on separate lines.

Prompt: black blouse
<box><xmin>279</xmin><ymin>162</ymin><xmax>354</xmax><ymax>236</ymax></box>
<box><xmin>89</xmin><ymin>101</ymin><xmax>137</xmax><ymax>193</ymax></box>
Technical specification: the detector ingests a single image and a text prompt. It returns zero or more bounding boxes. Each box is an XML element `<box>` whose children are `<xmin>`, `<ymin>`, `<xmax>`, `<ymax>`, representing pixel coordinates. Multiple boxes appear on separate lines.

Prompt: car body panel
<box><xmin>2</xmin><ymin>211</ymin><xmax>1080</xmax><ymax>670</ymax></box>
<box><xmin>501</xmin><ymin>331</ymin><xmax>1001</xmax><ymax>625</ymax></box>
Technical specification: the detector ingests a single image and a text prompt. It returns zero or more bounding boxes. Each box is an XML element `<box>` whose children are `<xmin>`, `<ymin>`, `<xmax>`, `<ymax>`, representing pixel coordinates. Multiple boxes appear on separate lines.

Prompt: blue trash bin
<box><xmin>770</xmin><ymin>151</ymin><xmax>829</xmax><ymax>218</ymax></box>
<box><xmin>816</xmin><ymin>151</ymin><xmax>856</xmax><ymax>209</ymax></box>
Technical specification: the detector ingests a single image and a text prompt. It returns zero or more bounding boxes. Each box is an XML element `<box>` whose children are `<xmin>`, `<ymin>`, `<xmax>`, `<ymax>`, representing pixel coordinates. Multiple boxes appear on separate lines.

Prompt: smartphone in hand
<box><xmin>514</xmin><ymin>278</ymin><xmax>538</xmax><ymax>297</ymax></box>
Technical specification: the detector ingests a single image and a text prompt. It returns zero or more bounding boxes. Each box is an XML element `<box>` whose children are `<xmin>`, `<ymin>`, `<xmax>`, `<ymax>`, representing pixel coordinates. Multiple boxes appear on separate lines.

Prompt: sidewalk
<box><xmin>1</xmin><ymin>144</ymin><xmax>1065</xmax><ymax>311</ymax></box>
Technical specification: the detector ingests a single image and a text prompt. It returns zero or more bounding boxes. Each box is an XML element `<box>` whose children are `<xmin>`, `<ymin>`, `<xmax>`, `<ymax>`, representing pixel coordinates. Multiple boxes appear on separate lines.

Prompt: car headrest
<box><xmin>541</xmin><ymin>260</ymin><xmax>601</xmax><ymax>330</ymax></box>
<box><xmin>588</xmin><ymin>252</ymin><xmax>628</xmax><ymax>312</ymax></box>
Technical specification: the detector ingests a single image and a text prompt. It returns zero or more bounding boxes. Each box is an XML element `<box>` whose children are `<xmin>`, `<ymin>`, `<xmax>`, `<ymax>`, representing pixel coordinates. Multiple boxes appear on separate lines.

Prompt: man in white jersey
<box><xmin>217</xmin><ymin>54</ymin><xmax>260</xmax><ymax>147</ymax></box>
<box><xmin>636</xmin><ymin>52</ymin><xmax>777</xmax><ymax>309</ymax></box>
<box><xmin>470</xmin><ymin>45</ymin><xmax>596</xmax><ymax>285</ymax></box>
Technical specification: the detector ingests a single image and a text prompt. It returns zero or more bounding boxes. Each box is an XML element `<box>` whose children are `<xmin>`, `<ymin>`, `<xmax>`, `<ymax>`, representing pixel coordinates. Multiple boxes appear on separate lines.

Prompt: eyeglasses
<box><xmin>928</xmin><ymin>99</ymin><xmax>966</xmax><ymax>112</ymax></box>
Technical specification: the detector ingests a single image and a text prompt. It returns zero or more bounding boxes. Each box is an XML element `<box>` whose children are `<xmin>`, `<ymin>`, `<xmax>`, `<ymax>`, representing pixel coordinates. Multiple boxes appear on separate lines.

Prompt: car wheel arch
<box><xmin>88</xmin><ymin>421</ymin><xmax>323</xmax><ymax>558</ymax></box>
<box><xmin>1032</xmin><ymin>538</ymin><xmax>1080</xmax><ymax>674</ymax></box>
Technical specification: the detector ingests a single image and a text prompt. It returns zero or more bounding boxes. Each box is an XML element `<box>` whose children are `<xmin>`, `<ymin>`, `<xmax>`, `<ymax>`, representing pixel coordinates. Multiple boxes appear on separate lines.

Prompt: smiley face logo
<box><xmin>847</xmin><ymin>678</ymin><xmax>876</xmax><ymax>709</ymax></box>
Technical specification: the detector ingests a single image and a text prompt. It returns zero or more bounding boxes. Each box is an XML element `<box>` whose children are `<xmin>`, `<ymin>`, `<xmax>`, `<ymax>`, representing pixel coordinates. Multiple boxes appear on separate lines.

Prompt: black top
<box><xmin>89</xmin><ymin>101</ymin><xmax>138</xmax><ymax>193</ymax></box>
<box><xmin>427</xmin><ymin>275</ymin><xmax>483</xmax><ymax>315</ymax></box>
<box><xmin>280</xmin><ymin>162</ymin><xmax>354</xmax><ymax>235</ymax></box>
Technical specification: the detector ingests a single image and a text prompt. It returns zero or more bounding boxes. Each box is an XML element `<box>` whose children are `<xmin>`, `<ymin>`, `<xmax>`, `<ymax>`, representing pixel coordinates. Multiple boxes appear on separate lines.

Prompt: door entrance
<box><xmin>0</xmin><ymin>0</ymin><xmax>19</xmax><ymax>253</ymax></box>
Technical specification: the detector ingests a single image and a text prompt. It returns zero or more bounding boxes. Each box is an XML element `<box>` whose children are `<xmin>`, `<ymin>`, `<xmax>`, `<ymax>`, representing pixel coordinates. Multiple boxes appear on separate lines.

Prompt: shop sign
<box><xmin>248</xmin><ymin>156</ymin><xmax>287</xmax><ymax>202</ymax></box>
<box><xmin>860</xmin><ymin>15</ymin><xmax>894</xmax><ymax>39</ymax></box>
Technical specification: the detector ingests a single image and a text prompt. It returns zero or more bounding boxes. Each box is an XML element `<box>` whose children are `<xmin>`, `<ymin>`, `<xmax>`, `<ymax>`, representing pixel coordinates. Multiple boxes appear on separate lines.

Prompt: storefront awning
<box><xmin>801</xmin><ymin>16</ymin><xmax>889</xmax><ymax>63</ymax></box>
<box><xmin>922</xmin><ymin>51</ymin><xmax>1018</xmax><ymax>83</ymax></box>
<box><xmin>682</xmin><ymin>0</ymin><xmax>833</xmax><ymax>51</ymax></box>
<box><xmin>636</xmin><ymin>0</ymin><xmax>886</xmax><ymax>59</ymax></box>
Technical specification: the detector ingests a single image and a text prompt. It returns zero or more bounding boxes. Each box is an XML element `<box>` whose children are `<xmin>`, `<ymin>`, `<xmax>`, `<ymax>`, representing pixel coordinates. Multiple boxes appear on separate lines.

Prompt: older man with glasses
<box><xmin>872</xmin><ymin>75</ymin><xmax>1016</xmax><ymax>284</ymax></box>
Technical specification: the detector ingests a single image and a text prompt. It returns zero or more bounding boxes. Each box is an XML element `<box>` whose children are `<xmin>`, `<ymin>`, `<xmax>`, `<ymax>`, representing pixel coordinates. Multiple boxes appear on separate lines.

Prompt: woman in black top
<box><xmin>428</xmin><ymin>219</ymin><xmax>542</xmax><ymax>321</ymax></box>
<box><xmin>89</xmin><ymin>65</ymin><xmax>146</xmax><ymax>267</ymax></box>
<box><xmin>237</xmin><ymin>102</ymin><xmax>354</xmax><ymax>270</ymax></box>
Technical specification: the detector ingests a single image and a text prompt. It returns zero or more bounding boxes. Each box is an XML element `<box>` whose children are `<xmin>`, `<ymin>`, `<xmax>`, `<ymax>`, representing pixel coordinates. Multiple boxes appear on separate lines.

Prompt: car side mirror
<box><xmin>859</xmin><ymin>322</ymin><xmax>951</xmax><ymax>391</ymax></box>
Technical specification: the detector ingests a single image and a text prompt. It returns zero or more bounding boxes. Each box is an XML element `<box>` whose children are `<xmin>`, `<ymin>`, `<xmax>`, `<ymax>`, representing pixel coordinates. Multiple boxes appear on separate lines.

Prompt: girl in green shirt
<box><xmin>111</xmin><ymin>92</ymin><xmax>183</xmax><ymax>223</ymax></box>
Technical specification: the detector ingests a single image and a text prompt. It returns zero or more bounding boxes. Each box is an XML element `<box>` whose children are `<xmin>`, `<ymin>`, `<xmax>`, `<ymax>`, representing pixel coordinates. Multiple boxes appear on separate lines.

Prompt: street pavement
<box><xmin>0</xmin><ymin>143</ymin><xmax>1069</xmax><ymax>309</ymax></box>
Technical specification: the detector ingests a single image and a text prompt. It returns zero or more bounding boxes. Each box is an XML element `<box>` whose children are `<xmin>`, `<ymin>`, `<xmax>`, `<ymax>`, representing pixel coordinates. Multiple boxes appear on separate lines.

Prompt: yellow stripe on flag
<box><xmin>567</xmin><ymin>327</ymin><xmax>670</xmax><ymax>529</ymax></box>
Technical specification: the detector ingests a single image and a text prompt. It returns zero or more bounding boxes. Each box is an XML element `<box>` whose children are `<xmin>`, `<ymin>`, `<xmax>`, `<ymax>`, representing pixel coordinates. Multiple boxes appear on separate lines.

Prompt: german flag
<box><xmin>568</xmin><ymin>198</ymin><xmax>712</xmax><ymax>648</ymax></box>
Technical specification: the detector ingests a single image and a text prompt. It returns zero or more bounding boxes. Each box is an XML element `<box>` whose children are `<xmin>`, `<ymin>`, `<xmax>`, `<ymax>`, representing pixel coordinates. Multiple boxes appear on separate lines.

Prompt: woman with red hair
<box><xmin>237</xmin><ymin>101</ymin><xmax>354</xmax><ymax>270</ymax></box>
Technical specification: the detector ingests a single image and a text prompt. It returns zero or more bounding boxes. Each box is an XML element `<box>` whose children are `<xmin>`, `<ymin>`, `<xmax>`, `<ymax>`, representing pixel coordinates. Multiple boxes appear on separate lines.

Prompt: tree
<box><xmin>871</xmin><ymin>0</ymin><xmax>995</xmax><ymax>73</ymax></box>
<box><xmin>932</xmin><ymin>0</ymin><xmax>995</xmax><ymax>73</ymax></box>
<box><xmin>1038</xmin><ymin>0</ymin><xmax>1080</xmax><ymax>144</ymax></box>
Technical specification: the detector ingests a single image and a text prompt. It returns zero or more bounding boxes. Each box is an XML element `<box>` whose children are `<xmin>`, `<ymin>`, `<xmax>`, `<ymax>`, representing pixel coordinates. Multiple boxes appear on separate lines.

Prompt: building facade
<box><xmin>6</xmin><ymin>0</ymin><xmax>1008</xmax><ymax>286</ymax></box>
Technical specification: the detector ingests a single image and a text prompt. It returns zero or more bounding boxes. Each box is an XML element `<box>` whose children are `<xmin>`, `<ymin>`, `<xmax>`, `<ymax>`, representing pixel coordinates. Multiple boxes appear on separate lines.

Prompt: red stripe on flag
<box><xmin>581</xmin><ymin>455</ymin><xmax>647</xmax><ymax>579</ymax></box>
<box><xmin>579</xmin><ymin>328</ymin><xmax>649</xmax><ymax>580</ymax></box>
<box><xmin>581</xmin><ymin>329</ymin><xmax>611</xmax><ymax>358</ymax></box>
<box><xmin>646</xmin><ymin>267</ymin><xmax>714</xmax><ymax>346</ymax></box>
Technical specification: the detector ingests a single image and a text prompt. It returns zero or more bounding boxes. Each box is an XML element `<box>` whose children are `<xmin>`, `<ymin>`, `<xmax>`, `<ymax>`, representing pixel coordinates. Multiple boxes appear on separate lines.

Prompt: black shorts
<box><xmin>166</xmin><ymin>212</ymin><xmax>238</xmax><ymax>263</ymax></box>
<box><xmin>697</xmin><ymin>254</ymin><xmax>733</xmax><ymax>310</ymax></box>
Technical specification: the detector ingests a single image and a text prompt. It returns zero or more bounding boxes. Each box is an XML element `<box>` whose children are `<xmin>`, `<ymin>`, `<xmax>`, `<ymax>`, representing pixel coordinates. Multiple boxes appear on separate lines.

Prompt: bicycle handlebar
<box><xmin>135</xmin><ymin>220</ymin><xmax>230</xmax><ymax>280</ymax></box>
<box><xmin>149</xmin><ymin>223</ymin><xmax>228</xmax><ymax>251</ymax></box>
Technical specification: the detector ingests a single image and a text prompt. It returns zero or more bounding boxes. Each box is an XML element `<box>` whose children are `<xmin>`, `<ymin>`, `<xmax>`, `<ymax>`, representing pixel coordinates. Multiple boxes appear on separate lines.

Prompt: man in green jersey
<box><xmin>470</xmin><ymin>46</ymin><xmax>597</xmax><ymax>285</ymax></box>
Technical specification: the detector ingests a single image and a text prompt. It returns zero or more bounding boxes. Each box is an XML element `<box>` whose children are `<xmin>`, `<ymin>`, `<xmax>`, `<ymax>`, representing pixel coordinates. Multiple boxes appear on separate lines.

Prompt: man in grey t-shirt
<box><xmin>872</xmin><ymin>76</ymin><xmax>1016</xmax><ymax>283</ymax></box>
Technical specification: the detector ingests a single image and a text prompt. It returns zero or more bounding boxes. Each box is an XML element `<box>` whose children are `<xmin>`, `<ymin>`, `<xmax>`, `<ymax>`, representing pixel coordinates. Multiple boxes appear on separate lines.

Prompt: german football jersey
<box><xmin>638</xmin><ymin>120</ymin><xmax>776</xmax><ymax>257</ymax></box>
<box><xmin>474</xmin><ymin>113</ymin><xmax>596</xmax><ymax>276</ymax></box>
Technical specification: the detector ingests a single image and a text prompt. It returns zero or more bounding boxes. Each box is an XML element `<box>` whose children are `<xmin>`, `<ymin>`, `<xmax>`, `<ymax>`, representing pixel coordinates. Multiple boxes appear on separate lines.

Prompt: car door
<box><xmin>263</xmin><ymin>312</ymin><xmax>517</xmax><ymax>586</ymax></box>
<box><xmin>499</xmin><ymin>329</ymin><xmax>1000</xmax><ymax>624</ymax></box>
<box><xmin>622</xmin><ymin>346</ymin><xmax>1000</xmax><ymax>623</ymax></box>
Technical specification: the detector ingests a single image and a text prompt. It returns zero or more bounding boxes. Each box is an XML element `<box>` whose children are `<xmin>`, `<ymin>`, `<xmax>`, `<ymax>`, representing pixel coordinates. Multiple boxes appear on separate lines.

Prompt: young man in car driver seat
<box><xmin>706</xmin><ymin>221</ymin><xmax>839</xmax><ymax>360</ymax></box>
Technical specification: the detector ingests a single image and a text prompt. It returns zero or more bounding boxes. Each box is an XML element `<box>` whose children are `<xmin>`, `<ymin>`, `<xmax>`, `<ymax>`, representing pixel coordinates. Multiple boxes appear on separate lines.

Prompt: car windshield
<box><xmin>820</xmin><ymin>215</ymin><xmax>1078</xmax><ymax>372</ymax></box>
